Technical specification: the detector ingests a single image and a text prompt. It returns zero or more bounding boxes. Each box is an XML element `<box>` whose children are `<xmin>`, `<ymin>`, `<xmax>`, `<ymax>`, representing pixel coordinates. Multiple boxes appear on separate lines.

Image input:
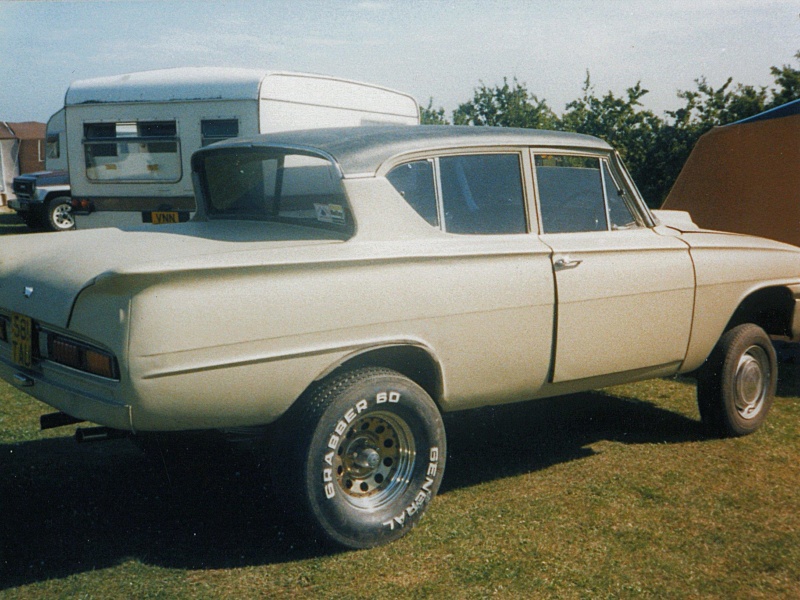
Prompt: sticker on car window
<box><xmin>315</xmin><ymin>203</ymin><xmax>346</xmax><ymax>225</ymax></box>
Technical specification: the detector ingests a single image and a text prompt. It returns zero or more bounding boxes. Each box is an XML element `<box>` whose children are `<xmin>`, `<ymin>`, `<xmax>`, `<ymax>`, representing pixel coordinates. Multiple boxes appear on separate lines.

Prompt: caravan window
<box><xmin>201</xmin><ymin>119</ymin><xmax>239</xmax><ymax>147</ymax></box>
<box><xmin>83</xmin><ymin>120</ymin><xmax>181</xmax><ymax>182</ymax></box>
<box><xmin>46</xmin><ymin>134</ymin><xmax>60</xmax><ymax>159</ymax></box>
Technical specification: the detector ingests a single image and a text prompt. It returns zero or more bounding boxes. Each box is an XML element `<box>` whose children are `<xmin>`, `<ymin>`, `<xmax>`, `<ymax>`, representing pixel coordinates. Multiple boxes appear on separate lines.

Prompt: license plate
<box><xmin>11</xmin><ymin>313</ymin><xmax>33</xmax><ymax>369</ymax></box>
<box><xmin>150</xmin><ymin>211</ymin><xmax>180</xmax><ymax>225</ymax></box>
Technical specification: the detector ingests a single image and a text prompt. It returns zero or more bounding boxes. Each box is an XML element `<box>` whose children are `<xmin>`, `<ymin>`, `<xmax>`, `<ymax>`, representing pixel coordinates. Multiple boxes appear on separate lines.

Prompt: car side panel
<box><xmin>680</xmin><ymin>232</ymin><xmax>800</xmax><ymax>372</ymax></box>
<box><xmin>124</xmin><ymin>238</ymin><xmax>556</xmax><ymax>430</ymax></box>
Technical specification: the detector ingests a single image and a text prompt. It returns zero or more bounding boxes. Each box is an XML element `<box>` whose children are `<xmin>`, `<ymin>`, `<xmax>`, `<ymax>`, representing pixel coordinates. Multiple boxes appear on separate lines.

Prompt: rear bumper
<box><xmin>0</xmin><ymin>354</ymin><xmax>132</xmax><ymax>431</ymax></box>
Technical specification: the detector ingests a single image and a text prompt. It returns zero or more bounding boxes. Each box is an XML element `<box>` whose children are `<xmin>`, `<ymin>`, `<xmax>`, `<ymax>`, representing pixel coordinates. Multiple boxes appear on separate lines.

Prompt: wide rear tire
<box><xmin>697</xmin><ymin>323</ymin><xmax>777</xmax><ymax>437</ymax></box>
<box><xmin>272</xmin><ymin>367</ymin><xmax>446</xmax><ymax>549</ymax></box>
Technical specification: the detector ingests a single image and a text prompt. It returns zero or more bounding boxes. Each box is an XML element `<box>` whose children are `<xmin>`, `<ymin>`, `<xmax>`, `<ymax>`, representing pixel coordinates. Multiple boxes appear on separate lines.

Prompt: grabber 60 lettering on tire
<box><xmin>274</xmin><ymin>367</ymin><xmax>446</xmax><ymax>549</ymax></box>
<box><xmin>697</xmin><ymin>323</ymin><xmax>777</xmax><ymax>437</ymax></box>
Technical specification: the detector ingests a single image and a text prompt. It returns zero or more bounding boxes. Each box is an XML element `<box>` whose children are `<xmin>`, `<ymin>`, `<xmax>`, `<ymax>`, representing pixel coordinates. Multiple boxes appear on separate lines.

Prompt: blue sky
<box><xmin>1</xmin><ymin>0</ymin><xmax>797</xmax><ymax>124</ymax></box>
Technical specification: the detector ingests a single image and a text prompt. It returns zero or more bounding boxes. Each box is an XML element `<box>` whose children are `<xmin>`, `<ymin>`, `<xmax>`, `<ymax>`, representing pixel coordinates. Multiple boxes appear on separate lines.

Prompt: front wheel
<box><xmin>697</xmin><ymin>323</ymin><xmax>777</xmax><ymax>437</ymax></box>
<box><xmin>273</xmin><ymin>367</ymin><xmax>446</xmax><ymax>549</ymax></box>
<box><xmin>46</xmin><ymin>197</ymin><xmax>75</xmax><ymax>231</ymax></box>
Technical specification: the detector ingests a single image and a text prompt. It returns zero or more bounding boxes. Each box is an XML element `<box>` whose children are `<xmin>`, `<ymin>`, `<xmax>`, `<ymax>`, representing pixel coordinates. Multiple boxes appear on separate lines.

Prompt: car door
<box><xmin>533</xmin><ymin>152</ymin><xmax>695</xmax><ymax>383</ymax></box>
<box><xmin>385</xmin><ymin>151</ymin><xmax>557</xmax><ymax>404</ymax></box>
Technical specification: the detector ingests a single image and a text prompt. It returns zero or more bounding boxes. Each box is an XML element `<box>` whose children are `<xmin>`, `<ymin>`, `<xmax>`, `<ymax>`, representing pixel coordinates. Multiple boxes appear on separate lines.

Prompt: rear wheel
<box><xmin>45</xmin><ymin>197</ymin><xmax>75</xmax><ymax>231</ymax></box>
<box><xmin>697</xmin><ymin>323</ymin><xmax>777</xmax><ymax>437</ymax></box>
<box><xmin>273</xmin><ymin>367</ymin><xmax>446</xmax><ymax>549</ymax></box>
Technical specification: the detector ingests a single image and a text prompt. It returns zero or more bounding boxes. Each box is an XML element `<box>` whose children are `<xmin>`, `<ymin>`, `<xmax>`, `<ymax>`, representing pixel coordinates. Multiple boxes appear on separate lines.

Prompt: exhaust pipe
<box><xmin>75</xmin><ymin>426</ymin><xmax>128</xmax><ymax>443</ymax></box>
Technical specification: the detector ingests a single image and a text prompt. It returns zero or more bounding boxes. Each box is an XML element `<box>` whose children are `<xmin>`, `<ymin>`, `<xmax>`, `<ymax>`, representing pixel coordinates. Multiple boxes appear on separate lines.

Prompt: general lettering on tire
<box><xmin>383</xmin><ymin>446</ymin><xmax>439</xmax><ymax>530</ymax></box>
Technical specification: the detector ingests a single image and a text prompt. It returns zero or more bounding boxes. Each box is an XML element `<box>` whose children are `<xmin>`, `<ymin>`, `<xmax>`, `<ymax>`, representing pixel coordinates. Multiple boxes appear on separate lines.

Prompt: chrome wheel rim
<box><xmin>734</xmin><ymin>345</ymin><xmax>770</xmax><ymax>420</ymax></box>
<box><xmin>53</xmin><ymin>204</ymin><xmax>74</xmax><ymax>230</ymax></box>
<box><xmin>333</xmin><ymin>411</ymin><xmax>415</xmax><ymax>510</ymax></box>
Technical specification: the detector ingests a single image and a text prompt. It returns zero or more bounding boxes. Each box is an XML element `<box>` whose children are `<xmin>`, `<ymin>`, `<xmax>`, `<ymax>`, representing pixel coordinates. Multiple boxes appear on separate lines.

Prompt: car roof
<box><xmin>201</xmin><ymin>125</ymin><xmax>614</xmax><ymax>177</ymax></box>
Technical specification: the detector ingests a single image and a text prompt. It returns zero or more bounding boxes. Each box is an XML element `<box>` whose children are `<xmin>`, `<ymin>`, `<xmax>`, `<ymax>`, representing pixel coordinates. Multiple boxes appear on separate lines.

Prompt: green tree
<box><xmin>668</xmin><ymin>77</ymin><xmax>768</xmax><ymax>130</ymax></box>
<box><xmin>430</xmin><ymin>52</ymin><xmax>799</xmax><ymax>208</ymax></box>
<box><xmin>559</xmin><ymin>73</ymin><xmax>663</xmax><ymax>205</ymax></box>
<box><xmin>452</xmin><ymin>77</ymin><xmax>558</xmax><ymax>129</ymax></box>
<box><xmin>768</xmin><ymin>51</ymin><xmax>800</xmax><ymax>107</ymax></box>
<box><xmin>420</xmin><ymin>98</ymin><xmax>449</xmax><ymax>125</ymax></box>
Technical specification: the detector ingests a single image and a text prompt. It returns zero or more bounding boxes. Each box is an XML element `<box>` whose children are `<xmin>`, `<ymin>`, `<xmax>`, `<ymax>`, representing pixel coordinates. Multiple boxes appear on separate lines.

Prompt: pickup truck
<box><xmin>10</xmin><ymin>170</ymin><xmax>73</xmax><ymax>231</ymax></box>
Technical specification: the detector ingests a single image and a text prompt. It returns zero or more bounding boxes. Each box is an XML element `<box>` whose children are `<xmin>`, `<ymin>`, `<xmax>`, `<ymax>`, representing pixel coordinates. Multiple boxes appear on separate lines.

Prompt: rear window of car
<box><xmin>196</xmin><ymin>148</ymin><xmax>353</xmax><ymax>236</ymax></box>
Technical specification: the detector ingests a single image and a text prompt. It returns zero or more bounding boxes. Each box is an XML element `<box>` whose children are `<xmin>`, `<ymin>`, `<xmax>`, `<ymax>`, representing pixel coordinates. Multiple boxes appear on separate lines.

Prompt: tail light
<box><xmin>70</xmin><ymin>198</ymin><xmax>95</xmax><ymax>212</ymax></box>
<box><xmin>47</xmin><ymin>335</ymin><xmax>118</xmax><ymax>379</ymax></box>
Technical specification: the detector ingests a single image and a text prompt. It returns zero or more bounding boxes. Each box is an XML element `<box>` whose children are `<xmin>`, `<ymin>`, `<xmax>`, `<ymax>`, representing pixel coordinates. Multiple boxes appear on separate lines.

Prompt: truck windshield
<box><xmin>197</xmin><ymin>148</ymin><xmax>353</xmax><ymax>235</ymax></box>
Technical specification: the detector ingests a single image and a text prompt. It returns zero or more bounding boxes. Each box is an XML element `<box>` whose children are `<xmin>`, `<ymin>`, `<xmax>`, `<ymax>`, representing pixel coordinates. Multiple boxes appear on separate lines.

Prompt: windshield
<box><xmin>196</xmin><ymin>148</ymin><xmax>353</xmax><ymax>236</ymax></box>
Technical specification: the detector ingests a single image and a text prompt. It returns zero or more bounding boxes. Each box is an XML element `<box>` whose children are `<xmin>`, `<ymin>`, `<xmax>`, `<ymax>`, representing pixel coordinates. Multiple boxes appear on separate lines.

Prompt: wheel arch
<box><xmin>314</xmin><ymin>343</ymin><xmax>444</xmax><ymax>408</ymax></box>
<box><xmin>724</xmin><ymin>285</ymin><xmax>796</xmax><ymax>339</ymax></box>
<box><xmin>44</xmin><ymin>191</ymin><xmax>72</xmax><ymax>202</ymax></box>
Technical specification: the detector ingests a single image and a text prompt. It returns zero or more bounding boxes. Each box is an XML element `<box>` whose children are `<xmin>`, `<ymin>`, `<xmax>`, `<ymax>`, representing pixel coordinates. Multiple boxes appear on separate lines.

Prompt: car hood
<box><xmin>0</xmin><ymin>221</ymin><xmax>341</xmax><ymax>328</ymax></box>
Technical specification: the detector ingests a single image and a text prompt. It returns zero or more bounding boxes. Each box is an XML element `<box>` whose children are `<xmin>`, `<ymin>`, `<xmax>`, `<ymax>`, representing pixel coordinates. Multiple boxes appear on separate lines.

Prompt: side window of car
<box><xmin>387</xmin><ymin>154</ymin><xmax>527</xmax><ymax>235</ymax></box>
<box><xmin>386</xmin><ymin>159</ymin><xmax>439</xmax><ymax>226</ymax></box>
<box><xmin>439</xmin><ymin>154</ymin><xmax>526</xmax><ymax>234</ymax></box>
<box><xmin>602</xmin><ymin>161</ymin><xmax>642</xmax><ymax>230</ymax></box>
<box><xmin>535</xmin><ymin>155</ymin><xmax>607</xmax><ymax>233</ymax></box>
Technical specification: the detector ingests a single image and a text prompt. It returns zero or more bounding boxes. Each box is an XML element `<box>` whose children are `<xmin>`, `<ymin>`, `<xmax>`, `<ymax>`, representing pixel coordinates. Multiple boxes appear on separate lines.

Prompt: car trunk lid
<box><xmin>0</xmin><ymin>222</ymin><xmax>341</xmax><ymax>328</ymax></box>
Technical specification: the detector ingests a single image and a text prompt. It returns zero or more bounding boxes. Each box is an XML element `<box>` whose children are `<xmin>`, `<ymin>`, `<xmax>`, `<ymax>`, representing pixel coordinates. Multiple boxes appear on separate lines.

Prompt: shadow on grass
<box><xmin>776</xmin><ymin>361</ymin><xmax>800</xmax><ymax>398</ymax></box>
<box><xmin>0</xmin><ymin>434</ymin><xmax>331</xmax><ymax>589</ymax></box>
<box><xmin>441</xmin><ymin>391</ymin><xmax>704</xmax><ymax>493</ymax></box>
<box><xmin>0</xmin><ymin>391</ymin><xmax>704</xmax><ymax>588</ymax></box>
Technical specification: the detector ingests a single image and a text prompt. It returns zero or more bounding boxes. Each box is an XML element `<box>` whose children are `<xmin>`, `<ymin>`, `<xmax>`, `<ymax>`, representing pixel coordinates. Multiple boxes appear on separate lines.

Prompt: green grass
<box><xmin>1</xmin><ymin>365</ymin><xmax>798</xmax><ymax>599</ymax></box>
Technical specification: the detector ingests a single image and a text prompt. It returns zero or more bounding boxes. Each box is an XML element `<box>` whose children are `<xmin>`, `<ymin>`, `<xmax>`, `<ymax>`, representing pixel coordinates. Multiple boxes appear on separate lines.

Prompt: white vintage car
<box><xmin>1</xmin><ymin>126</ymin><xmax>799</xmax><ymax>548</ymax></box>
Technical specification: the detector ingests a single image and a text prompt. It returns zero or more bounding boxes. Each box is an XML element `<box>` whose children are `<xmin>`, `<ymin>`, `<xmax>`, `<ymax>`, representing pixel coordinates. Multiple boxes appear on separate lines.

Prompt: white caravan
<box><xmin>58</xmin><ymin>67</ymin><xmax>419</xmax><ymax>228</ymax></box>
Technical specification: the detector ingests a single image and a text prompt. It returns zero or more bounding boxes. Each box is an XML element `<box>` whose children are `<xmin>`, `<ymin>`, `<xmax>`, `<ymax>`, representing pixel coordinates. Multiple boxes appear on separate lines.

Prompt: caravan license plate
<box><xmin>11</xmin><ymin>313</ymin><xmax>33</xmax><ymax>368</ymax></box>
<box><xmin>150</xmin><ymin>211</ymin><xmax>180</xmax><ymax>224</ymax></box>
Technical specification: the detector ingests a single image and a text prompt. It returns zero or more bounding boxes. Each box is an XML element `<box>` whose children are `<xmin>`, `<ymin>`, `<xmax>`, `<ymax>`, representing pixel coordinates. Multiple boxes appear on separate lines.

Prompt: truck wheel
<box><xmin>273</xmin><ymin>367</ymin><xmax>446</xmax><ymax>549</ymax></box>
<box><xmin>697</xmin><ymin>323</ymin><xmax>777</xmax><ymax>437</ymax></box>
<box><xmin>46</xmin><ymin>197</ymin><xmax>75</xmax><ymax>231</ymax></box>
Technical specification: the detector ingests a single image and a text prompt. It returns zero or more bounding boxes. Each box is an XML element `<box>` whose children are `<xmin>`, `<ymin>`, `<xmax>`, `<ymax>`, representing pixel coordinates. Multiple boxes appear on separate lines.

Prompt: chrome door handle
<box><xmin>553</xmin><ymin>257</ymin><xmax>583</xmax><ymax>271</ymax></box>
